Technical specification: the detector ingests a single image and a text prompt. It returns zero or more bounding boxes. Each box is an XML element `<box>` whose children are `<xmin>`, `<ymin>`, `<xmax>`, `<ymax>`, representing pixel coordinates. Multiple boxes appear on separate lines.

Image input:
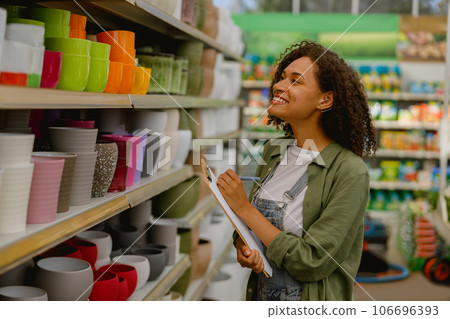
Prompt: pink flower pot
<box><xmin>102</xmin><ymin>134</ymin><xmax>140</xmax><ymax>187</ymax></box>
<box><xmin>27</xmin><ymin>156</ymin><xmax>64</xmax><ymax>224</ymax></box>
<box><xmin>40</xmin><ymin>50</ymin><xmax>62</xmax><ymax>89</ymax></box>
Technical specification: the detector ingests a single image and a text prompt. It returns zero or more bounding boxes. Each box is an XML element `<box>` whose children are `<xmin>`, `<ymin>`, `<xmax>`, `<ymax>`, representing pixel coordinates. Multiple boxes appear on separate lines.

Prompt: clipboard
<box><xmin>201</xmin><ymin>158</ymin><xmax>272</xmax><ymax>278</ymax></box>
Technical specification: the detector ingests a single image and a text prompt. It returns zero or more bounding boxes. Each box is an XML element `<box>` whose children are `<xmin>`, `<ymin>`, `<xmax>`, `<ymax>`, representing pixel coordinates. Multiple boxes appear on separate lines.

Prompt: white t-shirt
<box><xmin>258</xmin><ymin>145</ymin><xmax>319</xmax><ymax>237</ymax></box>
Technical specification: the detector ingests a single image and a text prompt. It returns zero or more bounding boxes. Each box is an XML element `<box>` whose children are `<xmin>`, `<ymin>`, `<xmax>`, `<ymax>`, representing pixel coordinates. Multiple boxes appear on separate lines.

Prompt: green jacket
<box><xmin>234</xmin><ymin>137</ymin><xmax>369</xmax><ymax>301</ymax></box>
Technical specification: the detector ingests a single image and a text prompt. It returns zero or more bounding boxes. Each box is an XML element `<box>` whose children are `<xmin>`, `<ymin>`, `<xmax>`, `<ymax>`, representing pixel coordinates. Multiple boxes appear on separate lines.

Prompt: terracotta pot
<box><xmin>92</xmin><ymin>141</ymin><xmax>118</xmax><ymax>198</ymax></box>
<box><xmin>31</xmin><ymin>152</ymin><xmax>77</xmax><ymax>213</ymax></box>
<box><xmin>190</xmin><ymin>238</ymin><xmax>212</xmax><ymax>280</ymax></box>
<box><xmin>200</xmin><ymin>48</ymin><xmax>217</xmax><ymax>69</ymax></box>
<box><xmin>199</xmin><ymin>67</ymin><xmax>214</xmax><ymax>97</ymax></box>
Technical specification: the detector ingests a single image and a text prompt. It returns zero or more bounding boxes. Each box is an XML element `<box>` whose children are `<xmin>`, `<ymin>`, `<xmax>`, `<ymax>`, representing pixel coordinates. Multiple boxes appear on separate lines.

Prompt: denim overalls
<box><xmin>251</xmin><ymin>163</ymin><xmax>308</xmax><ymax>301</ymax></box>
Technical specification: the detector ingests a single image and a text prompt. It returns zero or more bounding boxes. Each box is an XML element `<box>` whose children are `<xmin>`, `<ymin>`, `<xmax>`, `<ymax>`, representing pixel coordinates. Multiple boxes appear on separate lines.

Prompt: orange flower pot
<box><xmin>109</xmin><ymin>45</ymin><xmax>135</xmax><ymax>65</ymax></box>
<box><xmin>131</xmin><ymin>67</ymin><xmax>151</xmax><ymax>95</ymax></box>
<box><xmin>97</xmin><ymin>30</ymin><xmax>135</xmax><ymax>49</ymax></box>
<box><xmin>69</xmin><ymin>29</ymin><xmax>86</xmax><ymax>39</ymax></box>
<box><xmin>103</xmin><ymin>61</ymin><xmax>123</xmax><ymax>94</ymax></box>
<box><xmin>69</xmin><ymin>14</ymin><xmax>87</xmax><ymax>31</ymax></box>
<box><xmin>117</xmin><ymin>64</ymin><xmax>135</xmax><ymax>94</ymax></box>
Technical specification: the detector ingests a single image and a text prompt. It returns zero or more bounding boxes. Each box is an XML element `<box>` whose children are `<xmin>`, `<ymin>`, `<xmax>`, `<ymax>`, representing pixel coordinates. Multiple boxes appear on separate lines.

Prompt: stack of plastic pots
<box><xmin>5</xmin><ymin>18</ymin><xmax>45</xmax><ymax>87</ymax></box>
<box><xmin>85</xmin><ymin>42</ymin><xmax>111</xmax><ymax>92</ymax></box>
<box><xmin>45</xmin><ymin>37</ymin><xmax>91</xmax><ymax>91</ymax></box>
<box><xmin>0</xmin><ymin>38</ymin><xmax>32</xmax><ymax>87</ymax></box>
<box><xmin>69</xmin><ymin>13</ymin><xmax>87</xmax><ymax>39</ymax></box>
<box><xmin>28</xmin><ymin>7</ymin><xmax>70</xmax><ymax>39</ymax></box>
<box><xmin>97</xmin><ymin>30</ymin><xmax>135</xmax><ymax>94</ymax></box>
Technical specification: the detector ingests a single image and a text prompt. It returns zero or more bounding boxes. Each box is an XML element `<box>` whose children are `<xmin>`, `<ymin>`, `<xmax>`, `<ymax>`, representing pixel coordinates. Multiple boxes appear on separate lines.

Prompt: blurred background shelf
<box><xmin>160</xmin><ymin>195</ymin><xmax>217</xmax><ymax>228</ymax></box>
<box><xmin>375</xmin><ymin>149</ymin><xmax>441</xmax><ymax>159</ymax></box>
<box><xmin>370</xmin><ymin>181</ymin><xmax>433</xmax><ymax>191</ymax></box>
<box><xmin>127</xmin><ymin>254</ymin><xmax>191</xmax><ymax>301</ymax></box>
<box><xmin>373</xmin><ymin>120</ymin><xmax>439</xmax><ymax>130</ymax></box>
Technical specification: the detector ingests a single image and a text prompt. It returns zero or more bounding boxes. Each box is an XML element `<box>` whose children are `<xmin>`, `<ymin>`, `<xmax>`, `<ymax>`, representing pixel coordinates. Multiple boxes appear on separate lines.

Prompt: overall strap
<box><xmin>282</xmin><ymin>170</ymin><xmax>308</xmax><ymax>203</ymax></box>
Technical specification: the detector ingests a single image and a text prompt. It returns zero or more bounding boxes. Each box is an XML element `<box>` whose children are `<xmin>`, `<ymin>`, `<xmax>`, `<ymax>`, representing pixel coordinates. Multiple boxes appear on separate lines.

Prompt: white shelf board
<box><xmin>374</xmin><ymin>120</ymin><xmax>439</xmax><ymax>130</ymax></box>
<box><xmin>374</xmin><ymin>149</ymin><xmax>441</xmax><ymax>159</ymax></box>
<box><xmin>127</xmin><ymin>254</ymin><xmax>191</xmax><ymax>301</ymax></box>
<box><xmin>370</xmin><ymin>181</ymin><xmax>433</xmax><ymax>191</ymax></box>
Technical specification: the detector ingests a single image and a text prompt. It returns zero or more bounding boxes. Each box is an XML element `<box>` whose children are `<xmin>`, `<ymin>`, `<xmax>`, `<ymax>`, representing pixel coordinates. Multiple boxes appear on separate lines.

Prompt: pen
<box><xmin>239</xmin><ymin>176</ymin><xmax>260</xmax><ymax>181</ymax></box>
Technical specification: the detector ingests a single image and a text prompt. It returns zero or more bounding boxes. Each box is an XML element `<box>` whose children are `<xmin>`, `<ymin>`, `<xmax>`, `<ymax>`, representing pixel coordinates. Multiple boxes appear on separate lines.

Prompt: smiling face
<box><xmin>268</xmin><ymin>57</ymin><xmax>332</xmax><ymax>127</ymax></box>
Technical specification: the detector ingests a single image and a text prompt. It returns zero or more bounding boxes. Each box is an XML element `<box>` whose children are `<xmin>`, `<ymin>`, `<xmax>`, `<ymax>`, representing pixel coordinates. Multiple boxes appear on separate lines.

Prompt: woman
<box><xmin>217</xmin><ymin>40</ymin><xmax>376</xmax><ymax>301</ymax></box>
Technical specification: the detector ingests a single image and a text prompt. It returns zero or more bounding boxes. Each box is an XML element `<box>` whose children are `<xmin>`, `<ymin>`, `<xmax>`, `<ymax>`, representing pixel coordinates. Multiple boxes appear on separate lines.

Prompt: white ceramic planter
<box><xmin>76</xmin><ymin>230</ymin><xmax>113</xmax><ymax>268</ymax></box>
<box><xmin>0</xmin><ymin>8</ymin><xmax>6</xmax><ymax>73</ymax></box>
<box><xmin>0</xmin><ymin>163</ymin><xmax>34</xmax><ymax>234</ymax></box>
<box><xmin>202</xmin><ymin>271</ymin><xmax>233</xmax><ymax>301</ymax></box>
<box><xmin>172</xmin><ymin>129</ymin><xmax>191</xmax><ymax>167</ymax></box>
<box><xmin>0</xmin><ymin>39</ymin><xmax>33</xmax><ymax>74</ymax></box>
<box><xmin>131</xmin><ymin>110</ymin><xmax>168</xmax><ymax>134</ymax></box>
<box><xmin>6</xmin><ymin>23</ymin><xmax>45</xmax><ymax>46</ymax></box>
<box><xmin>0</xmin><ymin>133</ymin><xmax>34</xmax><ymax>166</ymax></box>
<box><xmin>0</xmin><ymin>285</ymin><xmax>48</xmax><ymax>301</ymax></box>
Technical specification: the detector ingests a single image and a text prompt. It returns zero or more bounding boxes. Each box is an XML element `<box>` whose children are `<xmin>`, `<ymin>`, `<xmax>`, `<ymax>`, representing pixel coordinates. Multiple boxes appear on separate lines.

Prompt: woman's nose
<box><xmin>273</xmin><ymin>78</ymin><xmax>289</xmax><ymax>93</ymax></box>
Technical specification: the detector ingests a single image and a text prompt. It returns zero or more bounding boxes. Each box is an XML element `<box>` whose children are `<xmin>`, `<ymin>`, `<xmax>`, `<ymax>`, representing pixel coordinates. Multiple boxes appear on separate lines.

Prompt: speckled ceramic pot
<box><xmin>92</xmin><ymin>141</ymin><xmax>118</xmax><ymax>198</ymax></box>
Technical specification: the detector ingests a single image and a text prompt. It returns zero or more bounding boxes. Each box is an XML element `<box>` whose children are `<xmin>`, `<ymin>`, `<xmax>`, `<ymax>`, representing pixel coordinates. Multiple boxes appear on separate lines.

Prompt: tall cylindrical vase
<box><xmin>92</xmin><ymin>141</ymin><xmax>118</xmax><ymax>198</ymax></box>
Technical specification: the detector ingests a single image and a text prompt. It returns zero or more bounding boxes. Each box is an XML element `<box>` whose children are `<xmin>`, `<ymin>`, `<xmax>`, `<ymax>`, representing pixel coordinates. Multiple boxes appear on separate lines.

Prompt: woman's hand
<box><xmin>235</xmin><ymin>237</ymin><xmax>264</xmax><ymax>273</ymax></box>
<box><xmin>217</xmin><ymin>169</ymin><xmax>251</xmax><ymax>217</ymax></box>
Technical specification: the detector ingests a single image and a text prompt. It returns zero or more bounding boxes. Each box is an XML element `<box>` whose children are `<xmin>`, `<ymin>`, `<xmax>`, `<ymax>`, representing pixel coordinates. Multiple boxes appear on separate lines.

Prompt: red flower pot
<box><xmin>89</xmin><ymin>271</ymin><xmax>119</xmax><ymax>301</ymax></box>
<box><xmin>98</xmin><ymin>264</ymin><xmax>137</xmax><ymax>298</ymax></box>
<box><xmin>65</xmin><ymin>238</ymin><xmax>98</xmax><ymax>270</ymax></box>
<box><xmin>117</xmin><ymin>276</ymin><xmax>128</xmax><ymax>301</ymax></box>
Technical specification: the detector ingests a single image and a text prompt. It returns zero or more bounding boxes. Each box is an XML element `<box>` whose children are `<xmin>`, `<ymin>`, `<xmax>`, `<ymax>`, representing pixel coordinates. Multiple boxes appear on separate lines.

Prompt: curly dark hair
<box><xmin>268</xmin><ymin>40</ymin><xmax>377</xmax><ymax>157</ymax></box>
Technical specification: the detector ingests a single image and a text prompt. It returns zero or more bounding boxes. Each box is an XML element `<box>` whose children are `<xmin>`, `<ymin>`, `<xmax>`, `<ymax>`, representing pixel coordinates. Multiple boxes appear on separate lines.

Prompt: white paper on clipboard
<box><xmin>207</xmin><ymin>167</ymin><xmax>273</xmax><ymax>277</ymax></box>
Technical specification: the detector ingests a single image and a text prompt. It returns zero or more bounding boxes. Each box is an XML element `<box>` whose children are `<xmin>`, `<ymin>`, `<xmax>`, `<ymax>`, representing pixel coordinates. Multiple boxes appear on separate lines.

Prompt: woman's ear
<box><xmin>317</xmin><ymin>91</ymin><xmax>334</xmax><ymax>112</ymax></box>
